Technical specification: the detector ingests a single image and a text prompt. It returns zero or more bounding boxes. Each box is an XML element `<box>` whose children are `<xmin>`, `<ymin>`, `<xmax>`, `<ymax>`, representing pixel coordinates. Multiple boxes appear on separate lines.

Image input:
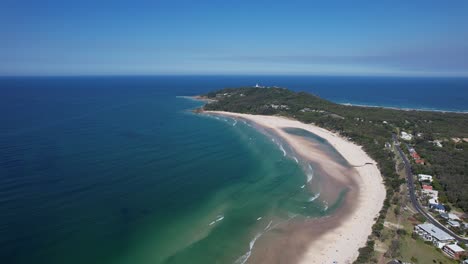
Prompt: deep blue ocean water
<box><xmin>1</xmin><ymin>76</ymin><xmax>467</xmax><ymax>264</ymax></box>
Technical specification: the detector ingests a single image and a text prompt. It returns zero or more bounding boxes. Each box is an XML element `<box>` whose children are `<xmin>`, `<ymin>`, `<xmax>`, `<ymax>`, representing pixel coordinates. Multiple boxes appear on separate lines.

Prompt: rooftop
<box><xmin>430</xmin><ymin>203</ymin><xmax>446</xmax><ymax>210</ymax></box>
<box><xmin>444</xmin><ymin>243</ymin><xmax>465</xmax><ymax>252</ymax></box>
<box><xmin>448</xmin><ymin>220</ymin><xmax>460</xmax><ymax>227</ymax></box>
<box><xmin>422</xmin><ymin>185</ymin><xmax>433</xmax><ymax>190</ymax></box>
<box><xmin>417</xmin><ymin>223</ymin><xmax>454</xmax><ymax>241</ymax></box>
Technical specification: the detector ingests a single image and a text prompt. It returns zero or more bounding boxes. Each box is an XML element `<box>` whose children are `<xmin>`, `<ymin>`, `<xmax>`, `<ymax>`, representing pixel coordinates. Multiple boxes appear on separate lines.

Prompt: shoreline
<box><xmin>180</xmin><ymin>95</ymin><xmax>468</xmax><ymax>114</ymax></box>
<box><xmin>339</xmin><ymin>102</ymin><xmax>468</xmax><ymax>114</ymax></box>
<box><xmin>205</xmin><ymin>111</ymin><xmax>386</xmax><ymax>264</ymax></box>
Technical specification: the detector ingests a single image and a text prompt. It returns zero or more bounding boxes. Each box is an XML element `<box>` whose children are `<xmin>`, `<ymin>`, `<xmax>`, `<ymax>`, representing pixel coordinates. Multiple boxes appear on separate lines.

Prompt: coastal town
<box><xmin>386</xmin><ymin>130</ymin><xmax>468</xmax><ymax>263</ymax></box>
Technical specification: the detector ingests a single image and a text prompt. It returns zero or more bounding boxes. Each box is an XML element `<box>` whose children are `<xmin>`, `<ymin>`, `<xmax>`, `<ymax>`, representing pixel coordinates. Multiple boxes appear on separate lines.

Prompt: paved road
<box><xmin>392</xmin><ymin>134</ymin><xmax>468</xmax><ymax>244</ymax></box>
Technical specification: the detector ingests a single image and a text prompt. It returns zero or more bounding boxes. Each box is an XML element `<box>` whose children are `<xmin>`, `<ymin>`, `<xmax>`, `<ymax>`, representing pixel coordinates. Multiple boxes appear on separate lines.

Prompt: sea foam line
<box><xmin>234</xmin><ymin>233</ymin><xmax>262</xmax><ymax>264</ymax></box>
<box><xmin>209</xmin><ymin>215</ymin><xmax>224</xmax><ymax>226</ymax></box>
<box><xmin>279</xmin><ymin>144</ymin><xmax>286</xmax><ymax>156</ymax></box>
<box><xmin>306</xmin><ymin>164</ymin><xmax>314</xmax><ymax>182</ymax></box>
<box><xmin>308</xmin><ymin>193</ymin><xmax>320</xmax><ymax>202</ymax></box>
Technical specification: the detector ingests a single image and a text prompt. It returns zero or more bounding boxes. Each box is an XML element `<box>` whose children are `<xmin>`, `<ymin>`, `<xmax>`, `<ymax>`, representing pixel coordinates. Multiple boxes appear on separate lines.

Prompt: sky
<box><xmin>1</xmin><ymin>0</ymin><xmax>468</xmax><ymax>76</ymax></box>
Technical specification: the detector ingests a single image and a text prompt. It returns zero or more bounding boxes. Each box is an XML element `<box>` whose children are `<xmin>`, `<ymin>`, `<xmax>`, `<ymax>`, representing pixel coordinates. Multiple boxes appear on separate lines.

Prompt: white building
<box><xmin>442</xmin><ymin>243</ymin><xmax>465</xmax><ymax>259</ymax></box>
<box><xmin>401</xmin><ymin>131</ymin><xmax>413</xmax><ymax>141</ymax></box>
<box><xmin>448</xmin><ymin>220</ymin><xmax>461</xmax><ymax>228</ymax></box>
<box><xmin>418</xmin><ymin>174</ymin><xmax>433</xmax><ymax>182</ymax></box>
<box><xmin>433</xmin><ymin>140</ymin><xmax>443</xmax><ymax>148</ymax></box>
<box><xmin>413</xmin><ymin>223</ymin><xmax>455</xmax><ymax>248</ymax></box>
<box><xmin>422</xmin><ymin>189</ymin><xmax>438</xmax><ymax>199</ymax></box>
<box><xmin>441</xmin><ymin>213</ymin><xmax>461</xmax><ymax>221</ymax></box>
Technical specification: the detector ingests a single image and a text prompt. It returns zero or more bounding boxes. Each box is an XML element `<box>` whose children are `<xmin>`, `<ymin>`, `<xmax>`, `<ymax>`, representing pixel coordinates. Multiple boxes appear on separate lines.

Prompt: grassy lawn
<box><xmin>399</xmin><ymin>236</ymin><xmax>457</xmax><ymax>264</ymax></box>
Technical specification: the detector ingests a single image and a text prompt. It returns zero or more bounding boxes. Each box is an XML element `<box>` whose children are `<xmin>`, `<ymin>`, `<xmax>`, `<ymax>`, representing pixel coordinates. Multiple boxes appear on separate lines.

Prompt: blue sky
<box><xmin>1</xmin><ymin>0</ymin><xmax>468</xmax><ymax>76</ymax></box>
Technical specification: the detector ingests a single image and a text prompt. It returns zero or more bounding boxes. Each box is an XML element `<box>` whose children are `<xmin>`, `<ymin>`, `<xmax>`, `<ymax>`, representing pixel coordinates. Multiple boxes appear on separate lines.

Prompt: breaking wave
<box><xmin>234</xmin><ymin>233</ymin><xmax>262</xmax><ymax>264</ymax></box>
<box><xmin>208</xmin><ymin>215</ymin><xmax>224</xmax><ymax>226</ymax></box>
<box><xmin>308</xmin><ymin>193</ymin><xmax>320</xmax><ymax>202</ymax></box>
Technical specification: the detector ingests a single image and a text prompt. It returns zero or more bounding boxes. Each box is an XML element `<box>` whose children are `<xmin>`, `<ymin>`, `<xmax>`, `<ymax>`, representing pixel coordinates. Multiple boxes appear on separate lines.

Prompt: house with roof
<box><xmin>423</xmin><ymin>189</ymin><xmax>439</xmax><ymax>199</ymax></box>
<box><xmin>448</xmin><ymin>220</ymin><xmax>461</xmax><ymax>228</ymax></box>
<box><xmin>418</xmin><ymin>174</ymin><xmax>433</xmax><ymax>182</ymax></box>
<box><xmin>422</xmin><ymin>184</ymin><xmax>433</xmax><ymax>191</ymax></box>
<box><xmin>442</xmin><ymin>243</ymin><xmax>466</xmax><ymax>260</ymax></box>
<box><xmin>401</xmin><ymin>131</ymin><xmax>413</xmax><ymax>141</ymax></box>
<box><xmin>414</xmin><ymin>223</ymin><xmax>455</xmax><ymax>248</ymax></box>
<box><xmin>441</xmin><ymin>213</ymin><xmax>461</xmax><ymax>221</ymax></box>
<box><xmin>430</xmin><ymin>203</ymin><xmax>446</xmax><ymax>213</ymax></box>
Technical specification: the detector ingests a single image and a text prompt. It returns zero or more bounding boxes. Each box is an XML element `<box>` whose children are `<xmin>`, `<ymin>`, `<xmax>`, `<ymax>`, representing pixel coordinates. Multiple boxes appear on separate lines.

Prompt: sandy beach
<box><xmin>206</xmin><ymin>111</ymin><xmax>386</xmax><ymax>264</ymax></box>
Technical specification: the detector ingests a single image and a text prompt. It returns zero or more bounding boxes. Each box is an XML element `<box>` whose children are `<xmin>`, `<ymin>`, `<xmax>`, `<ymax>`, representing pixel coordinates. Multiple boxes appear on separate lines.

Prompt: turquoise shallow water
<box><xmin>3</xmin><ymin>76</ymin><xmax>465</xmax><ymax>263</ymax></box>
<box><xmin>0</xmin><ymin>78</ymin><xmax>326</xmax><ymax>264</ymax></box>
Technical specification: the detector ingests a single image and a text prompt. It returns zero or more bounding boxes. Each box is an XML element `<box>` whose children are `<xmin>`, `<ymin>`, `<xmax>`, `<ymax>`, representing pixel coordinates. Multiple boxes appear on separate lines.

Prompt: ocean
<box><xmin>1</xmin><ymin>76</ymin><xmax>467</xmax><ymax>264</ymax></box>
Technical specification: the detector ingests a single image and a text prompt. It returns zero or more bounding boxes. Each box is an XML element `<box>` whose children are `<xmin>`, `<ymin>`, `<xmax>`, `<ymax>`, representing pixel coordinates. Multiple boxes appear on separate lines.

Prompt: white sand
<box><xmin>207</xmin><ymin>111</ymin><xmax>386</xmax><ymax>264</ymax></box>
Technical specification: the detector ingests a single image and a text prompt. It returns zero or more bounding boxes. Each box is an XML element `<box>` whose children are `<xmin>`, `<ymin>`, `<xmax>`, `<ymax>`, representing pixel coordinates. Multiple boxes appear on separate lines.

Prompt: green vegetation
<box><xmin>202</xmin><ymin>87</ymin><xmax>468</xmax><ymax>262</ymax></box>
<box><xmin>203</xmin><ymin>87</ymin><xmax>468</xmax><ymax>210</ymax></box>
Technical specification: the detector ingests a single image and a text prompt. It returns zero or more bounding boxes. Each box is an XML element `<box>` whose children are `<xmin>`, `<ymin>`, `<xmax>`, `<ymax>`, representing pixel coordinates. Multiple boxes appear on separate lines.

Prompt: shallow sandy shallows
<box><xmin>207</xmin><ymin>111</ymin><xmax>386</xmax><ymax>264</ymax></box>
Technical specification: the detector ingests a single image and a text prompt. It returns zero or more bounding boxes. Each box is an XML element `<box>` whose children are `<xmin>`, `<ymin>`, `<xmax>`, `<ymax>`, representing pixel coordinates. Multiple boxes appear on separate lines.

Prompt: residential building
<box><xmin>423</xmin><ymin>189</ymin><xmax>439</xmax><ymax>199</ymax></box>
<box><xmin>422</xmin><ymin>185</ymin><xmax>433</xmax><ymax>191</ymax></box>
<box><xmin>414</xmin><ymin>223</ymin><xmax>455</xmax><ymax>248</ymax></box>
<box><xmin>441</xmin><ymin>213</ymin><xmax>461</xmax><ymax>221</ymax></box>
<box><xmin>448</xmin><ymin>220</ymin><xmax>461</xmax><ymax>228</ymax></box>
<box><xmin>430</xmin><ymin>203</ymin><xmax>446</xmax><ymax>213</ymax></box>
<box><xmin>401</xmin><ymin>131</ymin><xmax>413</xmax><ymax>141</ymax></box>
<box><xmin>418</xmin><ymin>174</ymin><xmax>433</xmax><ymax>182</ymax></box>
<box><xmin>442</xmin><ymin>243</ymin><xmax>465</xmax><ymax>260</ymax></box>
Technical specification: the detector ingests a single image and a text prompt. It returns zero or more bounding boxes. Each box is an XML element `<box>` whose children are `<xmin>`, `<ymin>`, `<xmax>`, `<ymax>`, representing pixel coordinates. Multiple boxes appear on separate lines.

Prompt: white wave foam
<box><xmin>293</xmin><ymin>156</ymin><xmax>299</xmax><ymax>163</ymax></box>
<box><xmin>306</xmin><ymin>164</ymin><xmax>314</xmax><ymax>182</ymax></box>
<box><xmin>279</xmin><ymin>144</ymin><xmax>286</xmax><ymax>156</ymax></box>
<box><xmin>323</xmin><ymin>201</ymin><xmax>329</xmax><ymax>211</ymax></box>
<box><xmin>233</xmin><ymin>119</ymin><xmax>237</xmax><ymax>126</ymax></box>
<box><xmin>308</xmin><ymin>193</ymin><xmax>320</xmax><ymax>202</ymax></box>
<box><xmin>234</xmin><ymin>233</ymin><xmax>262</xmax><ymax>264</ymax></box>
<box><xmin>265</xmin><ymin>220</ymin><xmax>273</xmax><ymax>230</ymax></box>
<box><xmin>208</xmin><ymin>215</ymin><xmax>224</xmax><ymax>226</ymax></box>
